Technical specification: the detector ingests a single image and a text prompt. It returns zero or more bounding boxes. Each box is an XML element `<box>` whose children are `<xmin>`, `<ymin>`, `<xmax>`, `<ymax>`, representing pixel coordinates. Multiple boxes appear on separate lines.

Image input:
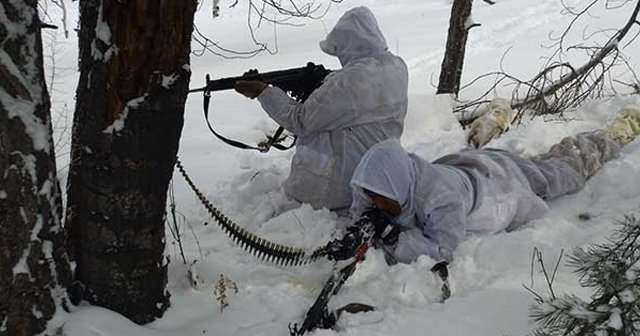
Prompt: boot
<box><xmin>466</xmin><ymin>98</ymin><xmax>513</xmax><ymax>148</ymax></box>
<box><xmin>603</xmin><ymin>105</ymin><xmax>640</xmax><ymax>146</ymax></box>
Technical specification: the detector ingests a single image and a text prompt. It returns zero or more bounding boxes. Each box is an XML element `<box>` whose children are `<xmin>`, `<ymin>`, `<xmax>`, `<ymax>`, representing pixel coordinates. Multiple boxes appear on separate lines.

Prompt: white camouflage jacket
<box><xmin>351</xmin><ymin>139</ymin><xmax>548</xmax><ymax>263</ymax></box>
<box><xmin>257</xmin><ymin>6</ymin><xmax>408</xmax><ymax>210</ymax></box>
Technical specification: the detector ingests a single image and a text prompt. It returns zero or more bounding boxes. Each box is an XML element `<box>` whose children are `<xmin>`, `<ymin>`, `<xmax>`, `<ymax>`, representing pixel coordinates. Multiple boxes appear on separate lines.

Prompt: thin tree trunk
<box><xmin>65</xmin><ymin>0</ymin><xmax>196</xmax><ymax>324</ymax></box>
<box><xmin>437</xmin><ymin>0</ymin><xmax>474</xmax><ymax>96</ymax></box>
<box><xmin>0</xmin><ymin>1</ymin><xmax>72</xmax><ymax>335</ymax></box>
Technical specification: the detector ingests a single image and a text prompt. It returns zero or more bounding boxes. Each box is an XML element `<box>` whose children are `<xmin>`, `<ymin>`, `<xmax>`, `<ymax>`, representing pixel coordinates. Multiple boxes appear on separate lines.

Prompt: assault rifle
<box><xmin>288</xmin><ymin>208</ymin><xmax>397</xmax><ymax>336</ymax></box>
<box><xmin>189</xmin><ymin>62</ymin><xmax>331</xmax><ymax>153</ymax></box>
<box><xmin>288</xmin><ymin>208</ymin><xmax>452</xmax><ymax>336</ymax></box>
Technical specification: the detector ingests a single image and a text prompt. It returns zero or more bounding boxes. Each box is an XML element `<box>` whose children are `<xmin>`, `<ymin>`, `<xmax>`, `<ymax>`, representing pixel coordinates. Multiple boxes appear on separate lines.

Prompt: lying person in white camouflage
<box><xmin>349</xmin><ymin>106</ymin><xmax>640</xmax><ymax>263</ymax></box>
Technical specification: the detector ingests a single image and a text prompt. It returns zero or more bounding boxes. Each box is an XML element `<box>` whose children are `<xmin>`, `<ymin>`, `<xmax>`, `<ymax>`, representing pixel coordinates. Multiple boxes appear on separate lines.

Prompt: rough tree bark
<box><xmin>437</xmin><ymin>0</ymin><xmax>475</xmax><ymax>96</ymax></box>
<box><xmin>0</xmin><ymin>1</ymin><xmax>72</xmax><ymax>335</ymax></box>
<box><xmin>65</xmin><ymin>0</ymin><xmax>196</xmax><ymax>324</ymax></box>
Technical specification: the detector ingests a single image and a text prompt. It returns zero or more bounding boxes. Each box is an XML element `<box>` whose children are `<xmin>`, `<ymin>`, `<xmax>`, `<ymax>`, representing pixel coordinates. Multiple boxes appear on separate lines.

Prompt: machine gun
<box><xmin>189</xmin><ymin>62</ymin><xmax>331</xmax><ymax>153</ymax></box>
<box><xmin>289</xmin><ymin>208</ymin><xmax>399</xmax><ymax>336</ymax></box>
<box><xmin>176</xmin><ymin>159</ymin><xmax>451</xmax><ymax>335</ymax></box>
<box><xmin>288</xmin><ymin>208</ymin><xmax>451</xmax><ymax>336</ymax></box>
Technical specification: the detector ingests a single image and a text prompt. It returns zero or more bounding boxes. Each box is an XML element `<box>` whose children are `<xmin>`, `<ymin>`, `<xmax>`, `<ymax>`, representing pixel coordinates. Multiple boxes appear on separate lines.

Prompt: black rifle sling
<box><xmin>203</xmin><ymin>88</ymin><xmax>264</xmax><ymax>151</ymax></box>
<box><xmin>265</xmin><ymin>125</ymin><xmax>297</xmax><ymax>151</ymax></box>
<box><xmin>203</xmin><ymin>88</ymin><xmax>296</xmax><ymax>152</ymax></box>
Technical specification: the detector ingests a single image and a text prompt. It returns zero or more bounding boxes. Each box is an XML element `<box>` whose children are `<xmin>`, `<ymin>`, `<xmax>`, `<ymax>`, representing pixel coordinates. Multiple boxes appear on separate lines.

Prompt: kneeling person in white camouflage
<box><xmin>235</xmin><ymin>6</ymin><xmax>408</xmax><ymax>212</ymax></box>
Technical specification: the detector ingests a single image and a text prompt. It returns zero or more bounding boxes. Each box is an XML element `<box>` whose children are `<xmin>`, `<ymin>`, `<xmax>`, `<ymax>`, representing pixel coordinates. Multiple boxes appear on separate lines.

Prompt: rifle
<box><xmin>189</xmin><ymin>62</ymin><xmax>331</xmax><ymax>153</ymax></box>
<box><xmin>288</xmin><ymin>252</ymin><xmax>363</xmax><ymax>336</ymax></box>
<box><xmin>288</xmin><ymin>209</ymin><xmax>452</xmax><ymax>335</ymax></box>
<box><xmin>288</xmin><ymin>208</ymin><xmax>396</xmax><ymax>336</ymax></box>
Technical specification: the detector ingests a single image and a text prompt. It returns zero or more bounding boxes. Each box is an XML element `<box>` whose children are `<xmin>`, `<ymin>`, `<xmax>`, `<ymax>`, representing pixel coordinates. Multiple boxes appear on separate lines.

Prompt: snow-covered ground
<box><xmin>46</xmin><ymin>0</ymin><xmax>640</xmax><ymax>335</ymax></box>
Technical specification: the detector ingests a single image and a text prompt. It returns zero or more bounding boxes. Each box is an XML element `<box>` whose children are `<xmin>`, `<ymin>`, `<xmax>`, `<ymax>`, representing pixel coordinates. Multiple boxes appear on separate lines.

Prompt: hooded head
<box><xmin>319</xmin><ymin>6</ymin><xmax>388</xmax><ymax>66</ymax></box>
<box><xmin>350</xmin><ymin>139</ymin><xmax>417</xmax><ymax>227</ymax></box>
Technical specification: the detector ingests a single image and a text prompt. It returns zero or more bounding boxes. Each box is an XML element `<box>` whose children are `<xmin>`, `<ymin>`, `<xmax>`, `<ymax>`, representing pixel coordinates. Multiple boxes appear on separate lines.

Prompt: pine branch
<box><xmin>529</xmin><ymin>215</ymin><xmax>640</xmax><ymax>336</ymax></box>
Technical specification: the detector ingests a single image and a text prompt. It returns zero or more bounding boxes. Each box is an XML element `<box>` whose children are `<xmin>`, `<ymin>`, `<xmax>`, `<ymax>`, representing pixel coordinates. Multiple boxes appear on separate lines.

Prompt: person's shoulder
<box><xmin>324</xmin><ymin>63</ymin><xmax>370</xmax><ymax>83</ymax></box>
<box><xmin>340</xmin><ymin>59</ymin><xmax>372</xmax><ymax>72</ymax></box>
<box><xmin>373</xmin><ymin>51</ymin><xmax>407</xmax><ymax>67</ymax></box>
<box><xmin>341</xmin><ymin>55</ymin><xmax>403</xmax><ymax>74</ymax></box>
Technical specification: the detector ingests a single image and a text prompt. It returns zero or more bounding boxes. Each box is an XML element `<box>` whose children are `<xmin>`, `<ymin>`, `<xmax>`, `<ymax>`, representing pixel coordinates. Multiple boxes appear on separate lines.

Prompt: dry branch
<box><xmin>455</xmin><ymin>0</ymin><xmax>640</xmax><ymax>125</ymax></box>
<box><xmin>192</xmin><ymin>0</ymin><xmax>343</xmax><ymax>58</ymax></box>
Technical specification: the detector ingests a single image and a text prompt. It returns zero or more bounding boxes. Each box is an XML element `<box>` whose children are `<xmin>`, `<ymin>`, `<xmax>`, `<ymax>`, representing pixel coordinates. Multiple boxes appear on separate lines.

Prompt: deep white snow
<box><xmin>44</xmin><ymin>0</ymin><xmax>640</xmax><ymax>335</ymax></box>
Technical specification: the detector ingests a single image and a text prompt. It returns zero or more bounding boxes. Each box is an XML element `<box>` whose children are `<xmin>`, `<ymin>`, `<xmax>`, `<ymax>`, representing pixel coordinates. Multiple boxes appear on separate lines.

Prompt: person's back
<box><xmin>256</xmin><ymin>6</ymin><xmax>408</xmax><ymax>211</ymax></box>
<box><xmin>350</xmin><ymin>112</ymin><xmax>633</xmax><ymax>263</ymax></box>
<box><xmin>350</xmin><ymin>142</ymin><xmax>547</xmax><ymax>262</ymax></box>
<box><xmin>431</xmin><ymin>149</ymin><xmax>549</xmax><ymax>234</ymax></box>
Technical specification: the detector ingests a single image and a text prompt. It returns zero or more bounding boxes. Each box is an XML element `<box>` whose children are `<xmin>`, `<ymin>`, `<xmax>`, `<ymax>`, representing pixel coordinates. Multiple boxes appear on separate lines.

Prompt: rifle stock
<box><xmin>289</xmin><ymin>210</ymin><xmax>387</xmax><ymax>336</ymax></box>
<box><xmin>289</xmin><ymin>254</ymin><xmax>362</xmax><ymax>336</ymax></box>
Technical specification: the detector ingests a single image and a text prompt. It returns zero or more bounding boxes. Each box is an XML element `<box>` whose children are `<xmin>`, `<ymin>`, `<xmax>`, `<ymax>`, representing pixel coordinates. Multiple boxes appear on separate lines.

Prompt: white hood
<box><xmin>350</xmin><ymin>139</ymin><xmax>416</xmax><ymax>227</ymax></box>
<box><xmin>256</xmin><ymin>6</ymin><xmax>408</xmax><ymax>211</ymax></box>
<box><xmin>320</xmin><ymin>6</ymin><xmax>389</xmax><ymax>66</ymax></box>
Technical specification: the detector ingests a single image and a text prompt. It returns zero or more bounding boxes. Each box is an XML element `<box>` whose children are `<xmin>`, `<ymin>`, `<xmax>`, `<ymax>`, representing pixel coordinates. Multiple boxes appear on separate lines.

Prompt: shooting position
<box><xmin>348</xmin><ymin>105</ymin><xmax>640</xmax><ymax>265</ymax></box>
<box><xmin>182</xmin><ymin>6</ymin><xmax>640</xmax><ymax>336</ymax></box>
<box><xmin>181</xmin><ymin>8</ymin><xmax>408</xmax><ymax>333</ymax></box>
<box><xmin>285</xmin><ymin>106</ymin><xmax>639</xmax><ymax>335</ymax></box>
<box><xmin>233</xmin><ymin>6</ymin><xmax>409</xmax><ymax>213</ymax></box>
<box><xmin>181</xmin><ymin>9</ymin><xmax>408</xmax><ymax>332</ymax></box>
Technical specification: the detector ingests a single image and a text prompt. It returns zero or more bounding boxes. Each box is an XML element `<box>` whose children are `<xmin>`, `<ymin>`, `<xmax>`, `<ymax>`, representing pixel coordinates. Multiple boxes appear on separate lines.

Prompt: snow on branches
<box><xmin>529</xmin><ymin>215</ymin><xmax>640</xmax><ymax>336</ymax></box>
<box><xmin>456</xmin><ymin>0</ymin><xmax>640</xmax><ymax>125</ymax></box>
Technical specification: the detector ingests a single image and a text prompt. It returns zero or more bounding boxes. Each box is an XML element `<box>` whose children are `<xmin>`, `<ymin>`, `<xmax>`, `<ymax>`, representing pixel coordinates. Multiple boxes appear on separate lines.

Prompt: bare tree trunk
<box><xmin>437</xmin><ymin>0</ymin><xmax>474</xmax><ymax>96</ymax></box>
<box><xmin>65</xmin><ymin>0</ymin><xmax>196</xmax><ymax>324</ymax></box>
<box><xmin>0</xmin><ymin>1</ymin><xmax>72</xmax><ymax>335</ymax></box>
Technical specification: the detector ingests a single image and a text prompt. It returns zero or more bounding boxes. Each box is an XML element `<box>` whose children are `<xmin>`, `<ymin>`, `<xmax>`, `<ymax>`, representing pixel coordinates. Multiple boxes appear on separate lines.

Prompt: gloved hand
<box><xmin>360</xmin><ymin>208</ymin><xmax>398</xmax><ymax>242</ymax></box>
<box><xmin>466</xmin><ymin>98</ymin><xmax>513</xmax><ymax>148</ymax></box>
<box><xmin>325</xmin><ymin>226</ymin><xmax>363</xmax><ymax>261</ymax></box>
<box><xmin>325</xmin><ymin>208</ymin><xmax>398</xmax><ymax>261</ymax></box>
<box><xmin>234</xmin><ymin>80</ymin><xmax>268</xmax><ymax>99</ymax></box>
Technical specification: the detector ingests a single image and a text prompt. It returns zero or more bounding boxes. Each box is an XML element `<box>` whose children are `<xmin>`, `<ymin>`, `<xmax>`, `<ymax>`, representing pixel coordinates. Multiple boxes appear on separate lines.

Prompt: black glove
<box><xmin>235</xmin><ymin>80</ymin><xmax>268</xmax><ymax>99</ymax></box>
<box><xmin>325</xmin><ymin>208</ymin><xmax>398</xmax><ymax>261</ymax></box>
<box><xmin>359</xmin><ymin>208</ymin><xmax>399</xmax><ymax>242</ymax></box>
<box><xmin>431</xmin><ymin>261</ymin><xmax>451</xmax><ymax>301</ymax></box>
<box><xmin>325</xmin><ymin>225</ymin><xmax>363</xmax><ymax>261</ymax></box>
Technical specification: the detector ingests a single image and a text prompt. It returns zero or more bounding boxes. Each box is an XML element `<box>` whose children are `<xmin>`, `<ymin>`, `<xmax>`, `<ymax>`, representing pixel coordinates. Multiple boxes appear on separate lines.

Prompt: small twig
<box><xmin>467</xmin><ymin>23</ymin><xmax>481</xmax><ymax>30</ymax></box>
<box><xmin>167</xmin><ymin>180</ymin><xmax>188</xmax><ymax>264</ymax></box>
<box><xmin>535</xmin><ymin>248</ymin><xmax>556</xmax><ymax>299</ymax></box>
<box><xmin>550</xmin><ymin>249</ymin><xmax>565</xmax><ymax>285</ymax></box>
<box><xmin>528</xmin><ymin>247</ymin><xmax>565</xmax><ymax>301</ymax></box>
<box><xmin>40</xmin><ymin>23</ymin><xmax>58</xmax><ymax>30</ymax></box>
<box><xmin>183</xmin><ymin>210</ymin><xmax>204</xmax><ymax>260</ymax></box>
<box><xmin>522</xmin><ymin>283</ymin><xmax>545</xmax><ymax>302</ymax></box>
<box><xmin>192</xmin><ymin>0</ymin><xmax>339</xmax><ymax>59</ymax></box>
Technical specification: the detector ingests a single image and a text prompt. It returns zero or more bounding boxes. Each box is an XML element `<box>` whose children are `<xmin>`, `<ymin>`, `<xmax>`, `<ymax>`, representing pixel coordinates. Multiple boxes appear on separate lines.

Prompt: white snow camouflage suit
<box><xmin>350</xmin><ymin>115</ymin><xmax>636</xmax><ymax>263</ymax></box>
<box><xmin>256</xmin><ymin>6</ymin><xmax>408</xmax><ymax>211</ymax></box>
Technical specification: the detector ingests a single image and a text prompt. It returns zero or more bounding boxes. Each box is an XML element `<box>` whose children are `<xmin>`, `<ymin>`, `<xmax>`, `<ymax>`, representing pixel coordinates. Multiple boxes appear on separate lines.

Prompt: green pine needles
<box><xmin>530</xmin><ymin>215</ymin><xmax>640</xmax><ymax>336</ymax></box>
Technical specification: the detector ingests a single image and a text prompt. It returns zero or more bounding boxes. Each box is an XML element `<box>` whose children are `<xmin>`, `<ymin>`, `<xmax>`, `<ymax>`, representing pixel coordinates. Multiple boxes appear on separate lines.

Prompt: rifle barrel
<box><xmin>187</xmin><ymin>63</ymin><xmax>330</xmax><ymax>95</ymax></box>
<box><xmin>189</xmin><ymin>87</ymin><xmax>206</xmax><ymax>93</ymax></box>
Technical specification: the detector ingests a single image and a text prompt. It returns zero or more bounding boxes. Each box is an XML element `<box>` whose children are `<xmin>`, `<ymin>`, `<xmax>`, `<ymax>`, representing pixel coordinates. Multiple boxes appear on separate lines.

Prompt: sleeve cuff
<box><xmin>256</xmin><ymin>86</ymin><xmax>294</xmax><ymax>117</ymax></box>
<box><xmin>256</xmin><ymin>85</ymin><xmax>274</xmax><ymax>101</ymax></box>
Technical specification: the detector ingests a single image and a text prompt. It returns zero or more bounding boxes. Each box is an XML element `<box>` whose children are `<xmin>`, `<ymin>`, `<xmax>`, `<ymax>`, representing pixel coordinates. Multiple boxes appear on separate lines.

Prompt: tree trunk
<box><xmin>437</xmin><ymin>0</ymin><xmax>474</xmax><ymax>96</ymax></box>
<box><xmin>0</xmin><ymin>1</ymin><xmax>73</xmax><ymax>335</ymax></box>
<box><xmin>65</xmin><ymin>0</ymin><xmax>196</xmax><ymax>324</ymax></box>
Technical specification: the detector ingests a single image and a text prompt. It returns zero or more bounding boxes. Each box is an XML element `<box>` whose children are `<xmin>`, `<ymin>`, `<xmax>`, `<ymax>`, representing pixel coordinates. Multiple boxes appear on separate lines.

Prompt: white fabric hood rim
<box><xmin>319</xmin><ymin>6</ymin><xmax>389</xmax><ymax>66</ymax></box>
<box><xmin>350</xmin><ymin>139</ymin><xmax>416</xmax><ymax>223</ymax></box>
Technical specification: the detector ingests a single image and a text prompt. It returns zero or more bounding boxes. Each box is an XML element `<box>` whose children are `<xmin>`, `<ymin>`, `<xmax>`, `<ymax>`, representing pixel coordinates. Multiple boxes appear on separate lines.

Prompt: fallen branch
<box><xmin>455</xmin><ymin>0</ymin><xmax>640</xmax><ymax>125</ymax></box>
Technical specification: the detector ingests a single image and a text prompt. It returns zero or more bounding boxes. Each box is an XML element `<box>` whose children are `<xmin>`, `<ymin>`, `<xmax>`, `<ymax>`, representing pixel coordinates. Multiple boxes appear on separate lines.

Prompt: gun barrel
<box><xmin>189</xmin><ymin>76</ymin><xmax>238</xmax><ymax>93</ymax></box>
<box><xmin>189</xmin><ymin>62</ymin><xmax>330</xmax><ymax>95</ymax></box>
